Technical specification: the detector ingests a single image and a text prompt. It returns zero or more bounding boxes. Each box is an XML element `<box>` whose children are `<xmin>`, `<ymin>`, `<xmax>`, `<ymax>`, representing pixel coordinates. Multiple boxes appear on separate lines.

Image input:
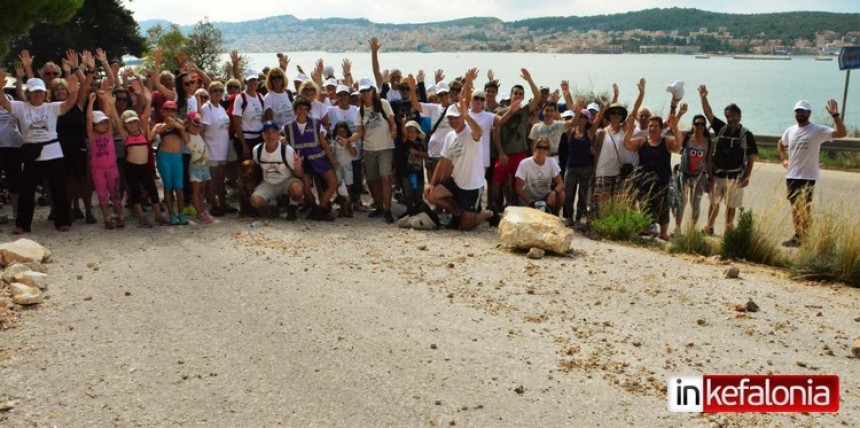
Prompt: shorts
<box><xmin>209</xmin><ymin>160</ymin><xmax>227</xmax><ymax>167</ymax></box>
<box><xmin>710</xmin><ymin>176</ymin><xmax>743</xmax><ymax>209</ymax></box>
<box><xmin>786</xmin><ymin>179</ymin><xmax>815</xmax><ymax>204</ymax></box>
<box><xmin>252</xmin><ymin>178</ymin><xmax>302</xmax><ymax>203</ymax></box>
<box><xmin>156</xmin><ymin>151</ymin><xmax>183</xmax><ymax>190</ymax></box>
<box><xmin>189</xmin><ymin>164</ymin><xmax>211</xmax><ymax>182</ymax></box>
<box><xmin>337</xmin><ymin>160</ymin><xmax>354</xmax><ymax>186</ymax></box>
<box><xmin>492</xmin><ymin>151</ymin><xmax>528</xmax><ymax>185</ymax></box>
<box><xmin>364</xmin><ymin>148</ymin><xmax>394</xmax><ymax>181</ymax></box>
<box><xmin>441</xmin><ymin>176</ymin><xmax>480</xmax><ymax>212</ymax></box>
<box><xmin>303</xmin><ymin>156</ymin><xmax>333</xmax><ymax>177</ymax></box>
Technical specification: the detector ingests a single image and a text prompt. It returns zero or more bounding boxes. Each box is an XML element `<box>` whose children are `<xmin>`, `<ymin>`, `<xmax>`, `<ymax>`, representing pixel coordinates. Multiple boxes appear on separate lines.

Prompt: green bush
<box><xmin>669</xmin><ymin>226</ymin><xmax>713</xmax><ymax>256</ymax></box>
<box><xmin>591</xmin><ymin>200</ymin><xmax>653</xmax><ymax>242</ymax></box>
<box><xmin>721</xmin><ymin>208</ymin><xmax>753</xmax><ymax>260</ymax></box>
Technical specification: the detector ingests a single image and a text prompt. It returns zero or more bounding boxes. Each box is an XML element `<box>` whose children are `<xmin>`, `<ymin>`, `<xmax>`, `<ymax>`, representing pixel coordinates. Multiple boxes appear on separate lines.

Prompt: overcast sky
<box><xmin>123</xmin><ymin>0</ymin><xmax>859</xmax><ymax>25</ymax></box>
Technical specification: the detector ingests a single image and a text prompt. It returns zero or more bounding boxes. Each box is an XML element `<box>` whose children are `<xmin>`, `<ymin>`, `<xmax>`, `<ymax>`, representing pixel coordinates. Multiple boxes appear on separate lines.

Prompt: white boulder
<box><xmin>498</xmin><ymin>207</ymin><xmax>573</xmax><ymax>254</ymax></box>
<box><xmin>0</xmin><ymin>239</ymin><xmax>52</xmax><ymax>265</ymax></box>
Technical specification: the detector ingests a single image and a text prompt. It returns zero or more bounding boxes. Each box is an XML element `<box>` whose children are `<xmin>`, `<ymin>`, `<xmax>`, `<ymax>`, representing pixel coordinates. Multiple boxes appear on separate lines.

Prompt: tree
<box><xmin>145</xmin><ymin>24</ymin><xmax>188</xmax><ymax>73</ymax></box>
<box><xmin>0</xmin><ymin>0</ymin><xmax>84</xmax><ymax>58</ymax></box>
<box><xmin>184</xmin><ymin>19</ymin><xmax>224</xmax><ymax>76</ymax></box>
<box><xmin>6</xmin><ymin>0</ymin><xmax>145</xmax><ymax>70</ymax></box>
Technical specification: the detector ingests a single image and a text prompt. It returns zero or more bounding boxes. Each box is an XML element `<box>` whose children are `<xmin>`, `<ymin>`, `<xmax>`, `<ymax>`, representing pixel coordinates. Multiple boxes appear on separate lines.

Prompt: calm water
<box><xmin>239</xmin><ymin>52</ymin><xmax>860</xmax><ymax>135</ymax></box>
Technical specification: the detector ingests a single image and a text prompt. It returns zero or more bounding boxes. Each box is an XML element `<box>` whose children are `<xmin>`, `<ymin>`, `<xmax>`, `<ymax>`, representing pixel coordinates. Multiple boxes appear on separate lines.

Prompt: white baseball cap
<box><xmin>92</xmin><ymin>111</ymin><xmax>109</xmax><ymax>124</ymax></box>
<box><xmin>336</xmin><ymin>85</ymin><xmax>350</xmax><ymax>95</ymax></box>
<box><xmin>358</xmin><ymin>77</ymin><xmax>375</xmax><ymax>91</ymax></box>
<box><xmin>793</xmin><ymin>100</ymin><xmax>812</xmax><ymax>112</ymax></box>
<box><xmin>445</xmin><ymin>104</ymin><xmax>461</xmax><ymax>118</ymax></box>
<box><xmin>587</xmin><ymin>102</ymin><xmax>600</xmax><ymax>112</ymax></box>
<box><xmin>324</xmin><ymin>78</ymin><xmax>338</xmax><ymax>88</ymax></box>
<box><xmin>435</xmin><ymin>82</ymin><xmax>450</xmax><ymax>94</ymax></box>
<box><xmin>26</xmin><ymin>78</ymin><xmax>47</xmax><ymax>92</ymax></box>
<box><xmin>666</xmin><ymin>80</ymin><xmax>685</xmax><ymax>100</ymax></box>
<box><xmin>244</xmin><ymin>69</ymin><xmax>259</xmax><ymax>81</ymax></box>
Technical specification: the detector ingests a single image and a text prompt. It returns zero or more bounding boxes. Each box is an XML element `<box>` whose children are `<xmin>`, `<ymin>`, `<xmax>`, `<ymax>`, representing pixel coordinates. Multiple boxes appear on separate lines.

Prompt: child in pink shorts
<box><xmin>87</xmin><ymin>91</ymin><xmax>124</xmax><ymax>229</ymax></box>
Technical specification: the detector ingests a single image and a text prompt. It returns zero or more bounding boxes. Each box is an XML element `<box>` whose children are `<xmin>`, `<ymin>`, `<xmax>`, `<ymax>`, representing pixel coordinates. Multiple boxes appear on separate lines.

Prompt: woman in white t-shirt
<box><xmin>297</xmin><ymin>80</ymin><xmax>330</xmax><ymax>130</ymax></box>
<box><xmin>0</xmin><ymin>74</ymin><xmax>80</xmax><ymax>233</ymax></box>
<box><xmin>263</xmin><ymin>67</ymin><xmax>295</xmax><ymax>129</ymax></box>
<box><xmin>201</xmin><ymin>81</ymin><xmax>234</xmax><ymax>216</ymax></box>
<box><xmin>515</xmin><ymin>138</ymin><xmax>565</xmax><ymax>214</ymax></box>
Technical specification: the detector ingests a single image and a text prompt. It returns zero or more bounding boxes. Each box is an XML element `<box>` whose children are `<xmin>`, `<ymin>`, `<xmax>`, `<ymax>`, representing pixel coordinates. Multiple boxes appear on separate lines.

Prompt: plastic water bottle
<box><xmin>535</xmin><ymin>201</ymin><xmax>548</xmax><ymax>213</ymax></box>
<box><xmin>249</xmin><ymin>221</ymin><xmax>258</xmax><ymax>232</ymax></box>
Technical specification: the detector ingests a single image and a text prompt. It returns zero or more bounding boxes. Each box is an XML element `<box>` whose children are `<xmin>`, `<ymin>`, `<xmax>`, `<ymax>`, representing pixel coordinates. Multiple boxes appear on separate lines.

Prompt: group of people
<box><xmin>0</xmin><ymin>39</ymin><xmax>848</xmax><ymax>244</ymax></box>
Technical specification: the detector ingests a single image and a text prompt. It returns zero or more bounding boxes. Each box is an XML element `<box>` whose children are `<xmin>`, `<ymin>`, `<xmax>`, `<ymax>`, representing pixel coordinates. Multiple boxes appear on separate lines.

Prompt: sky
<box><xmin>123</xmin><ymin>0</ymin><xmax>859</xmax><ymax>26</ymax></box>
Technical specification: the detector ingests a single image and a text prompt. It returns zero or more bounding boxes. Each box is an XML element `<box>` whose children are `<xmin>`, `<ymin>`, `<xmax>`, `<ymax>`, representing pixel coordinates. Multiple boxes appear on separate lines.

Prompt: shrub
<box><xmin>791</xmin><ymin>212</ymin><xmax>860</xmax><ymax>286</ymax></box>
<box><xmin>721</xmin><ymin>208</ymin><xmax>752</xmax><ymax>260</ymax></box>
<box><xmin>591</xmin><ymin>199</ymin><xmax>653</xmax><ymax>242</ymax></box>
<box><xmin>669</xmin><ymin>226</ymin><xmax>714</xmax><ymax>256</ymax></box>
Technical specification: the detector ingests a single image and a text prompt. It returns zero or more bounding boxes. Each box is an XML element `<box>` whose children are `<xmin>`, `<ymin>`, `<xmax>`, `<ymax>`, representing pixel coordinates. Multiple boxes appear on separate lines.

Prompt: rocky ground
<box><xmin>1</xmin><ymin>209</ymin><xmax>858</xmax><ymax>427</ymax></box>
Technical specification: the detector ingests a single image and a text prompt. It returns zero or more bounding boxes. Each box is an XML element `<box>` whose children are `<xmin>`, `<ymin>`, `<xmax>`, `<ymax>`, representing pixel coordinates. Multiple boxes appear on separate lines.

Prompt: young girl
<box><xmin>402</xmin><ymin>120</ymin><xmax>427</xmax><ymax>212</ymax></box>
<box><xmin>153</xmin><ymin>100</ymin><xmax>189</xmax><ymax>225</ymax></box>
<box><xmin>332</xmin><ymin>121</ymin><xmax>358</xmax><ymax>218</ymax></box>
<box><xmin>86</xmin><ymin>90</ymin><xmax>124</xmax><ymax>229</ymax></box>
<box><xmin>116</xmin><ymin>79</ymin><xmax>165</xmax><ymax>227</ymax></box>
<box><xmin>185</xmin><ymin>111</ymin><xmax>214</xmax><ymax>224</ymax></box>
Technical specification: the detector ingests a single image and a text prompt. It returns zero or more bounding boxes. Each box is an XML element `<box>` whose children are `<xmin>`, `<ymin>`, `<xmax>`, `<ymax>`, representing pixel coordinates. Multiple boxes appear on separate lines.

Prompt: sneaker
<box><xmin>782</xmin><ymin>235</ymin><xmax>801</xmax><ymax>248</ymax></box>
<box><xmin>156</xmin><ymin>216</ymin><xmax>171</xmax><ymax>226</ymax></box>
<box><xmin>306</xmin><ymin>206</ymin><xmax>321</xmax><ymax>221</ymax></box>
<box><xmin>178</xmin><ymin>213</ymin><xmax>189</xmax><ymax>225</ymax></box>
<box><xmin>209</xmin><ymin>207</ymin><xmax>225</xmax><ymax>217</ymax></box>
<box><xmin>563</xmin><ymin>217</ymin><xmax>574</xmax><ymax>227</ymax></box>
<box><xmin>12</xmin><ymin>227</ymin><xmax>26</xmax><ymax>235</ymax></box>
<box><xmin>138</xmin><ymin>218</ymin><xmax>154</xmax><ymax>228</ymax></box>
<box><xmin>183</xmin><ymin>206</ymin><xmax>198</xmax><ymax>217</ymax></box>
<box><xmin>318</xmin><ymin>210</ymin><xmax>336</xmax><ymax>222</ymax></box>
<box><xmin>85</xmin><ymin>211</ymin><xmax>98</xmax><ymax>224</ymax></box>
<box><xmin>196</xmin><ymin>213</ymin><xmax>214</xmax><ymax>225</ymax></box>
<box><xmin>383</xmin><ymin>210</ymin><xmax>395</xmax><ymax>224</ymax></box>
<box><xmin>170</xmin><ymin>214</ymin><xmax>180</xmax><ymax>226</ymax></box>
<box><xmin>286</xmin><ymin>205</ymin><xmax>298</xmax><ymax>221</ymax></box>
<box><xmin>58</xmin><ymin>225</ymin><xmax>70</xmax><ymax>232</ymax></box>
<box><xmin>73</xmin><ymin>208</ymin><xmax>85</xmax><ymax>220</ymax></box>
<box><xmin>368</xmin><ymin>208</ymin><xmax>384</xmax><ymax>218</ymax></box>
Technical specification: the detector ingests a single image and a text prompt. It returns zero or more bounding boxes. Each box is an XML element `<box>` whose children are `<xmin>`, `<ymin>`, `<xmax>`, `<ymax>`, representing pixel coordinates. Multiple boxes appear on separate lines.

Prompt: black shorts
<box><xmin>786</xmin><ymin>179</ymin><xmax>815</xmax><ymax>204</ymax></box>
<box><xmin>441</xmin><ymin>176</ymin><xmax>480</xmax><ymax>213</ymax></box>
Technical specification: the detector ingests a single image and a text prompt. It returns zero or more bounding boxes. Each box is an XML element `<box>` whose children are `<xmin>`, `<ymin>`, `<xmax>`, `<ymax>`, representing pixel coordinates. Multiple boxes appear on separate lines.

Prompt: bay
<box><xmin>239</xmin><ymin>52</ymin><xmax>860</xmax><ymax>135</ymax></box>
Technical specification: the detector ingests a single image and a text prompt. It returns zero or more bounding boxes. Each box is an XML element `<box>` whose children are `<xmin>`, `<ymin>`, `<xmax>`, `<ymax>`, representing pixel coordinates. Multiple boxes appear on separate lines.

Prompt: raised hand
<box><xmin>65</xmin><ymin>49</ymin><xmax>79</xmax><ymax>69</ymax></box>
<box><xmin>277</xmin><ymin>53</ymin><xmax>289</xmax><ymax>71</ymax></box>
<box><xmin>509</xmin><ymin>98</ymin><xmax>524</xmax><ymax>113</ymax></box>
<box><xmin>698</xmin><ymin>84</ymin><xmax>708</xmax><ymax>98</ymax></box>
<box><xmin>341</xmin><ymin>58</ymin><xmax>351</xmax><ymax>75</ymax></box>
<box><xmin>18</xmin><ymin>50</ymin><xmax>33</xmax><ymax>70</ymax></box>
<box><xmin>434</xmin><ymin>69</ymin><xmax>445</xmax><ymax>84</ymax></box>
<box><xmin>62</xmin><ymin>59</ymin><xmax>72</xmax><ymax>75</ymax></box>
<box><xmin>636</xmin><ymin>78</ymin><xmax>645</xmax><ymax>94</ymax></box>
<box><xmin>404</xmin><ymin>74</ymin><xmax>417</xmax><ymax>90</ymax></box>
<box><xmin>520</xmin><ymin>68</ymin><xmax>532</xmax><ymax>81</ymax></box>
<box><xmin>549</xmin><ymin>89</ymin><xmax>560</xmax><ymax>103</ymax></box>
<box><xmin>153</xmin><ymin>48</ymin><xmax>163</xmax><ymax>69</ymax></box>
<box><xmin>14</xmin><ymin>63</ymin><xmax>24</xmax><ymax>79</ymax></box>
<box><xmin>825</xmin><ymin>99</ymin><xmax>839</xmax><ymax>116</ymax></box>
<box><xmin>229</xmin><ymin>49</ymin><xmax>240</xmax><ymax>65</ymax></box>
<box><xmin>81</xmin><ymin>50</ymin><xmax>95</xmax><ymax>71</ymax></box>
<box><xmin>369</xmin><ymin>37</ymin><xmax>381</xmax><ymax>53</ymax></box>
<box><xmin>68</xmin><ymin>74</ymin><xmax>79</xmax><ymax>92</ymax></box>
<box><xmin>416</xmin><ymin>69</ymin><xmax>425</xmax><ymax>83</ymax></box>
<box><xmin>678</xmin><ymin>102</ymin><xmax>688</xmax><ymax>117</ymax></box>
<box><xmin>96</xmin><ymin>48</ymin><xmax>108</xmax><ymax>64</ymax></box>
<box><xmin>381</xmin><ymin>69</ymin><xmax>390</xmax><ymax>84</ymax></box>
<box><xmin>612</xmin><ymin>83</ymin><xmax>619</xmax><ymax>99</ymax></box>
<box><xmin>487</xmin><ymin>69</ymin><xmax>495</xmax><ymax>83</ymax></box>
<box><xmin>89</xmin><ymin>92</ymin><xmax>97</xmax><ymax>103</ymax></box>
<box><xmin>464</xmin><ymin>67</ymin><xmax>478</xmax><ymax>82</ymax></box>
<box><xmin>560</xmin><ymin>80</ymin><xmax>570</xmax><ymax>94</ymax></box>
<box><xmin>577</xmin><ymin>99</ymin><xmax>586</xmax><ymax>111</ymax></box>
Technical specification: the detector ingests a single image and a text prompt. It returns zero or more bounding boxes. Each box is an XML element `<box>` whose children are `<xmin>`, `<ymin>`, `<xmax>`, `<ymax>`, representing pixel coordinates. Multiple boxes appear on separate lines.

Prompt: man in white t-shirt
<box><xmin>468</xmin><ymin>90</ymin><xmax>515</xmax><ymax>176</ymax></box>
<box><xmin>527</xmin><ymin>100</ymin><xmax>573</xmax><ymax>160</ymax></box>
<box><xmin>777</xmin><ymin>99</ymin><xmax>846</xmax><ymax>247</ymax></box>
<box><xmin>250</xmin><ymin>120</ymin><xmax>305</xmax><ymax>215</ymax></box>
<box><xmin>425</xmin><ymin>69</ymin><xmax>496</xmax><ymax>231</ymax></box>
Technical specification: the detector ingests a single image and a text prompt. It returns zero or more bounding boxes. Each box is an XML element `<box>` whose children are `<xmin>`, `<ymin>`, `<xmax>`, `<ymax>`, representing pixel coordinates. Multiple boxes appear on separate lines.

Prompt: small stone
<box><xmin>2</xmin><ymin>263</ymin><xmax>32</xmax><ymax>282</ymax></box>
<box><xmin>418</xmin><ymin>245</ymin><xmax>428</xmax><ymax>251</ymax></box>
<box><xmin>124</xmin><ymin>291</ymin><xmax>132</xmax><ymax>296</ymax></box>
<box><xmin>178</xmin><ymin>358</ymin><xmax>185</xmax><ymax>365</ymax></box>
<box><xmin>697</xmin><ymin>319</ymin><xmax>707</xmax><ymax>326</ymax></box>
<box><xmin>14</xmin><ymin>271</ymin><xmax>49</xmax><ymax>290</ymax></box>
<box><xmin>733</xmin><ymin>304</ymin><xmax>747</xmax><ymax>313</ymax></box>
<box><xmin>852</xmin><ymin>339</ymin><xmax>860</xmax><ymax>358</ymax></box>
<box><xmin>526</xmin><ymin>248</ymin><xmax>545</xmax><ymax>259</ymax></box>
<box><xmin>724</xmin><ymin>266</ymin><xmax>740</xmax><ymax>279</ymax></box>
<box><xmin>745</xmin><ymin>299</ymin><xmax>760</xmax><ymax>313</ymax></box>
<box><xmin>430</xmin><ymin>343</ymin><xmax>438</xmax><ymax>350</ymax></box>
<box><xmin>83</xmin><ymin>294</ymin><xmax>93</xmax><ymax>301</ymax></box>
<box><xmin>796</xmin><ymin>361</ymin><xmax>808</xmax><ymax>368</ymax></box>
<box><xmin>0</xmin><ymin>401</ymin><xmax>15</xmax><ymax>412</ymax></box>
<box><xmin>447</xmin><ymin>263</ymin><xmax>455</xmax><ymax>269</ymax></box>
<box><xmin>514</xmin><ymin>385</ymin><xmax>525</xmax><ymax>394</ymax></box>
<box><xmin>632</xmin><ymin>340</ymin><xmax>642</xmax><ymax>347</ymax></box>
<box><xmin>435</xmin><ymin>400</ymin><xmax>442</xmax><ymax>406</ymax></box>
<box><xmin>77</xmin><ymin>274</ymin><xmax>83</xmax><ymax>280</ymax></box>
<box><xmin>12</xmin><ymin>287</ymin><xmax>43</xmax><ymax>305</ymax></box>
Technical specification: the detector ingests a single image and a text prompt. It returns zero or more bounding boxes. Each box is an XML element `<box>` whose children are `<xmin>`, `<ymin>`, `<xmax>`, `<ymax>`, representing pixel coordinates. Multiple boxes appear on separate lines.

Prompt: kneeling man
<box><xmin>251</xmin><ymin>120</ymin><xmax>305</xmax><ymax>218</ymax></box>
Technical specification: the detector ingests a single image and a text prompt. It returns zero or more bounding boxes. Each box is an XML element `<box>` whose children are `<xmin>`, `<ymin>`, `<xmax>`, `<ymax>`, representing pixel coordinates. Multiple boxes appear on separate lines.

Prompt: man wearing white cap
<box><xmin>425</xmin><ymin>69</ymin><xmax>495</xmax><ymax>231</ymax></box>
<box><xmin>777</xmin><ymin>99</ymin><xmax>846</xmax><ymax>247</ymax></box>
<box><xmin>232</xmin><ymin>69</ymin><xmax>265</xmax><ymax>159</ymax></box>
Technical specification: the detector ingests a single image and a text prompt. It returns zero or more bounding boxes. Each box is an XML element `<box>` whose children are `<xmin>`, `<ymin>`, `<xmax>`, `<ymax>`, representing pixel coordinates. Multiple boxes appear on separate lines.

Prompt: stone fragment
<box><xmin>8</xmin><ymin>282</ymin><xmax>35</xmax><ymax>297</ymax></box>
<box><xmin>0</xmin><ymin>239</ymin><xmax>52</xmax><ymax>265</ymax></box>
<box><xmin>745</xmin><ymin>299</ymin><xmax>760</xmax><ymax>313</ymax></box>
<box><xmin>499</xmin><ymin>207</ymin><xmax>573</xmax><ymax>254</ymax></box>
<box><xmin>526</xmin><ymin>248</ymin><xmax>545</xmax><ymax>259</ymax></box>
<box><xmin>2</xmin><ymin>263</ymin><xmax>31</xmax><ymax>282</ymax></box>
<box><xmin>14</xmin><ymin>271</ymin><xmax>48</xmax><ymax>290</ymax></box>
<box><xmin>852</xmin><ymin>339</ymin><xmax>860</xmax><ymax>358</ymax></box>
<box><xmin>724</xmin><ymin>266</ymin><xmax>740</xmax><ymax>279</ymax></box>
<box><xmin>11</xmin><ymin>285</ymin><xmax>43</xmax><ymax>305</ymax></box>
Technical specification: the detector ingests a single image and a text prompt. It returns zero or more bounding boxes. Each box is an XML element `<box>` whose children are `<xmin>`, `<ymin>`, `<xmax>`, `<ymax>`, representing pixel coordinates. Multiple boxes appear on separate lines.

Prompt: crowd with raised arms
<box><xmin>0</xmin><ymin>37</ymin><xmax>847</xmax><ymax>241</ymax></box>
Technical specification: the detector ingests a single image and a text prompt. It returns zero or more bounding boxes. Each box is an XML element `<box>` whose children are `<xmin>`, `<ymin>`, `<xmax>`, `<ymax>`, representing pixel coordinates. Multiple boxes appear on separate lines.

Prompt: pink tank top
<box><xmin>90</xmin><ymin>132</ymin><xmax>117</xmax><ymax>170</ymax></box>
<box><xmin>124</xmin><ymin>133</ymin><xmax>149</xmax><ymax>147</ymax></box>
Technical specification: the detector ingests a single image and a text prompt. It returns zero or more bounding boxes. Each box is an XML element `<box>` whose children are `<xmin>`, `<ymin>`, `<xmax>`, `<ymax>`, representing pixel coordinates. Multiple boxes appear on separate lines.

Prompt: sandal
<box><xmin>116</xmin><ymin>217</ymin><xmax>126</xmax><ymax>228</ymax></box>
<box><xmin>12</xmin><ymin>227</ymin><xmax>26</xmax><ymax>235</ymax></box>
<box><xmin>104</xmin><ymin>219</ymin><xmax>115</xmax><ymax>230</ymax></box>
<box><xmin>155</xmin><ymin>216</ymin><xmax>171</xmax><ymax>226</ymax></box>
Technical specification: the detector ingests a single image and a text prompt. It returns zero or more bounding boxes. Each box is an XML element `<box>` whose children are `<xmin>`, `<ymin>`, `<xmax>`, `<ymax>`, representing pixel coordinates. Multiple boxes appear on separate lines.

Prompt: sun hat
<box><xmin>121</xmin><ymin>110</ymin><xmax>140</xmax><ymax>123</ymax></box>
<box><xmin>92</xmin><ymin>111</ymin><xmax>109</xmax><ymax>124</ymax></box>
<box><xmin>25</xmin><ymin>78</ymin><xmax>47</xmax><ymax>92</ymax></box>
<box><xmin>404</xmin><ymin>120</ymin><xmax>426</xmax><ymax>139</ymax></box>
<box><xmin>605</xmin><ymin>103</ymin><xmax>628</xmax><ymax>121</ymax></box>
<box><xmin>445</xmin><ymin>104</ymin><xmax>461</xmax><ymax>118</ymax></box>
<box><xmin>324</xmin><ymin>78</ymin><xmax>338</xmax><ymax>88</ymax></box>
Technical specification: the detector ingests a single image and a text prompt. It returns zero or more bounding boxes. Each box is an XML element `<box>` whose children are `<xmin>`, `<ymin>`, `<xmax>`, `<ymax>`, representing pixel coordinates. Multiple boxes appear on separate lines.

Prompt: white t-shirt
<box><xmin>0</xmin><ymin>95</ymin><xmax>23</xmax><ymax>149</ymax></box>
<box><xmin>253</xmin><ymin>142</ymin><xmax>297</xmax><ymax>185</ymax></box>
<box><xmin>310</xmin><ymin>100</ymin><xmax>328</xmax><ymax>123</ymax></box>
<box><xmin>354</xmin><ymin>100</ymin><xmax>395</xmax><ymax>152</ymax></box>
<box><xmin>441</xmin><ymin>125</ymin><xmax>484</xmax><ymax>190</ymax></box>
<box><xmin>10</xmin><ymin>100</ymin><xmax>64</xmax><ymax>160</ymax></box>
<box><xmin>201</xmin><ymin>102</ymin><xmax>231</xmax><ymax>162</ymax></box>
<box><xmin>528</xmin><ymin>121</ymin><xmax>566</xmax><ymax>155</ymax></box>
<box><xmin>516</xmin><ymin>156</ymin><xmax>561</xmax><ymax>201</ymax></box>
<box><xmin>781</xmin><ymin>123</ymin><xmax>836</xmax><ymax>181</ymax></box>
<box><xmin>232</xmin><ymin>92</ymin><xmax>264</xmax><ymax>139</ymax></box>
<box><xmin>419</xmin><ymin>102</ymin><xmax>453</xmax><ymax>158</ymax></box>
<box><xmin>327</xmin><ymin>105</ymin><xmax>361</xmax><ymax>161</ymax></box>
<box><xmin>186</xmin><ymin>96</ymin><xmax>198</xmax><ymax>116</ymax></box>
<box><xmin>263</xmin><ymin>91</ymin><xmax>295</xmax><ymax>129</ymax></box>
<box><xmin>468</xmin><ymin>109</ymin><xmax>495</xmax><ymax>168</ymax></box>
<box><xmin>595</xmin><ymin>128</ymin><xmax>625</xmax><ymax>178</ymax></box>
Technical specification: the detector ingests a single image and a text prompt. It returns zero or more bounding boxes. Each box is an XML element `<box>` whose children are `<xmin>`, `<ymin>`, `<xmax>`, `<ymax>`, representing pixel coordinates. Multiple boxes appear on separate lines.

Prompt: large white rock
<box><xmin>498</xmin><ymin>206</ymin><xmax>574</xmax><ymax>254</ymax></box>
<box><xmin>15</xmin><ymin>271</ymin><xmax>49</xmax><ymax>290</ymax></box>
<box><xmin>0</xmin><ymin>239</ymin><xmax>52</xmax><ymax>265</ymax></box>
<box><xmin>2</xmin><ymin>263</ymin><xmax>32</xmax><ymax>283</ymax></box>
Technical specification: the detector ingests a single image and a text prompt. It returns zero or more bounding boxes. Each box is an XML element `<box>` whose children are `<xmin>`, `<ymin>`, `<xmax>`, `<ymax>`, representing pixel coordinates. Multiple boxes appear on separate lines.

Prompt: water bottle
<box><xmin>249</xmin><ymin>221</ymin><xmax>258</xmax><ymax>232</ymax></box>
<box><xmin>535</xmin><ymin>201</ymin><xmax>548</xmax><ymax>213</ymax></box>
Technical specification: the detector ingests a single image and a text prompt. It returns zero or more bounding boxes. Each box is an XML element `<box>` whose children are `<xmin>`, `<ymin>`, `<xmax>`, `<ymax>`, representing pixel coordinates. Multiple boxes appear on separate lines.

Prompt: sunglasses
<box><xmin>227</xmin><ymin>86</ymin><xmax>240</xmax><ymax>90</ymax></box>
<box><xmin>536</xmin><ymin>146</ymin><xmax>550</xmax><ymax>151</ymax></box>
<box><xmin>200</xmin><ymin>95</ymin><xmax>210</xmax><ymax>99</ymax></box>
<box><xmin>183</xmin><ymin>81</ymin><xmax>194</xmax><ymax>87</ymax></box>
<box><xmin>270</xmin><ymin>76</ymin><xmax>284</xmax><ymax>81</ymax></box>
<box><xmin>693</xmin><ymin>122</ymin><xmax>706</xmax><ymax>127</ymax></box>
<box><xmin>211</xmin><ymin>89</ymin><xmax>224</xmax><ymax>93</ymax></box>
<box><xmin>473</xmin><ymin>97</ymin><xmax>485</xmax><ymax>101</ymax></box>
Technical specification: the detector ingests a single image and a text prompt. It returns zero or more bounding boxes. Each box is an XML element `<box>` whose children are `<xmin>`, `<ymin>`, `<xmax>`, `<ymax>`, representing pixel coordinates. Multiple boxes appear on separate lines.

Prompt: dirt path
<box><xmin>1</xmin><ymin>215</ymin><xmax>859</xmax><ymax>427</ymax></box>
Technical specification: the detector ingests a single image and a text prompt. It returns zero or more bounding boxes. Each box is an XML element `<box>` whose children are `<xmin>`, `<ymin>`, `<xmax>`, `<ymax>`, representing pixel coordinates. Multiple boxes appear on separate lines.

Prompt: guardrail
<box><xmin>757</xmin><ymin>135</ymin><xmax>860</xmax><ymax>152</ymax></box>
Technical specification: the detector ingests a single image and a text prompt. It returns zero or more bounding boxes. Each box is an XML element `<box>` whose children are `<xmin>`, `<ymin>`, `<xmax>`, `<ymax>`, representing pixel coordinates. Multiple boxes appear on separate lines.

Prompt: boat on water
<box><xmin>695</xmin><ymin>55</ymin><xmax>711</xmax><ymax>59</ymax></box>
<box><xmin>815</xmin><ymin>56</ymin><xmax>834</xmax><ymax>61</ymax></box>
<box><xmin>733</xmin><ymin>55</ymin><xmax>791</xmax><ymax>61</ymax></box>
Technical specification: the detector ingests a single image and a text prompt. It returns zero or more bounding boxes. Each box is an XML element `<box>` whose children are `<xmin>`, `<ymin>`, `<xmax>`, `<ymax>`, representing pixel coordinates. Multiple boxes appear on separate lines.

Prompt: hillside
<box><xmin>138</xmin><ymin>8</ymin><xmax>858</xmax><ymax>54</ymax></box>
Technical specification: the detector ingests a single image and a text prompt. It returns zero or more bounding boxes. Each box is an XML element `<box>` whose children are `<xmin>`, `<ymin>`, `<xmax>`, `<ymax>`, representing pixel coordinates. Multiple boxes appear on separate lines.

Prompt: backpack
<box><xmin>255</xmin><ymin>141</ymin><xmax>295</xmax><ymax>176</ymax></box>
<box><xmin>712</xmin><ymin>124</ymin><xmax>749</xmax><ymax>176</ymax></box>
<box><xmin>428</xmin><ymin>105</ymin><xmax>450</xmax><ymax>138</ymax></box>
<box><xmin>229</xmin><ymin>92</ymin><xmax>265</xmax><ymax>138</ymax></box>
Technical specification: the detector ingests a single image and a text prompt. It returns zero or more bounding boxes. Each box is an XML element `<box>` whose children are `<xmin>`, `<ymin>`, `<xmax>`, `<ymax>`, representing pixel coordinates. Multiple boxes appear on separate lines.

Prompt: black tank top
<box><xmin>638</xmin><ymin>137</ymin><xmax>671</xmax><ymax>188</ymax></box>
